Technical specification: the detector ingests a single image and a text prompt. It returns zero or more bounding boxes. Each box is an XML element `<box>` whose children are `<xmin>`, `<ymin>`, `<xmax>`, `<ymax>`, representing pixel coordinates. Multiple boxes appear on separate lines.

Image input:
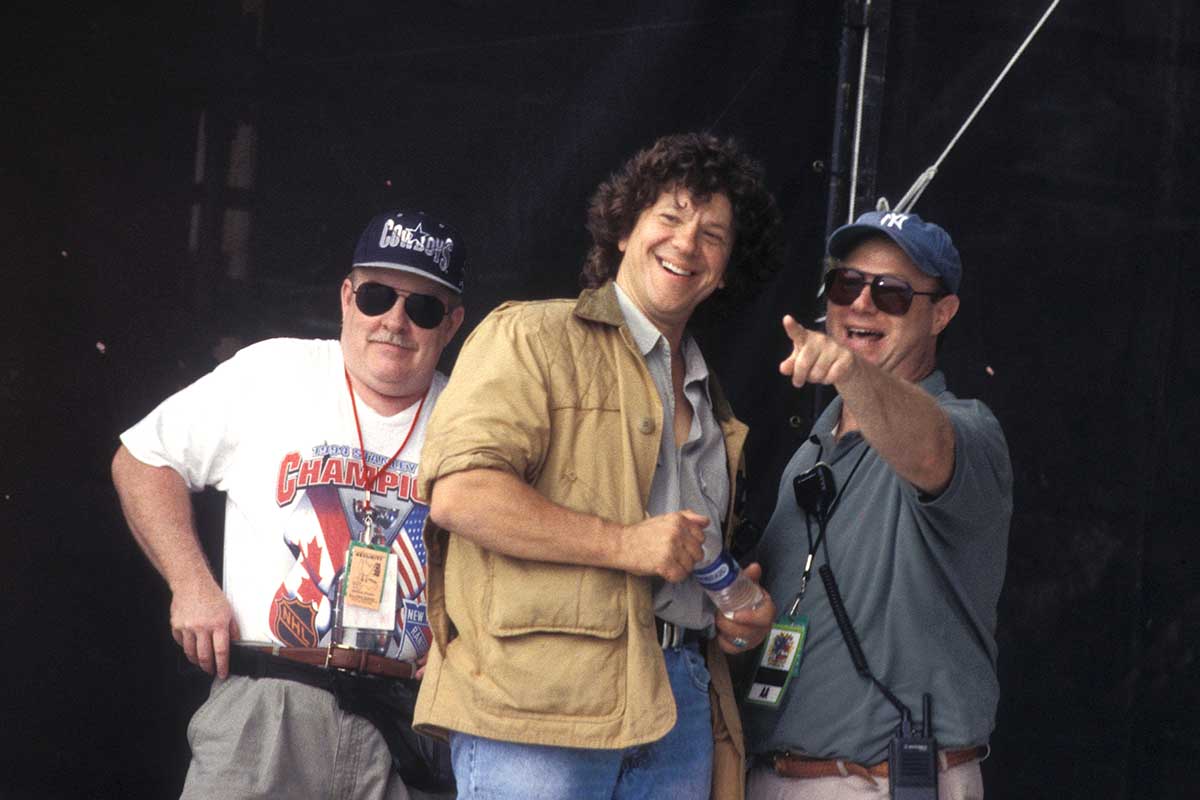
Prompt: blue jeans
<box><xmin>450</xmin><ymin>643</ymin><xmax>713</xmax><ymax>799</ymax></box>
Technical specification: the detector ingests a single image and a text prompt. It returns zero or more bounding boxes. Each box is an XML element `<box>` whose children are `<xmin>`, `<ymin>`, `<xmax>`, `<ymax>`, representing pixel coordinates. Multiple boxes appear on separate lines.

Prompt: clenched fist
<box><xmin>619</xmin><ymin>510</ymin><xmax>709</xmax><ymax>583</ymax></box>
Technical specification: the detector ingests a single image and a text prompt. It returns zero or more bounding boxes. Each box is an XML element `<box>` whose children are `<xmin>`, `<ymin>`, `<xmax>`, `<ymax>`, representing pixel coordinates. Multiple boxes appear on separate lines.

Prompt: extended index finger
<box><xmin>782</xmin><ymin>315</ymin><xmax>810</xmax><ymax>344</ymax></box>
<box><xmin>194</xmin><ymin>630</ymin><xmax>216</xmax><ymax>676</ymax></box>
<box><xmin>213</xmin><ymin>626</ymin><xmax>232</xmax><ymax>679</ymax></box>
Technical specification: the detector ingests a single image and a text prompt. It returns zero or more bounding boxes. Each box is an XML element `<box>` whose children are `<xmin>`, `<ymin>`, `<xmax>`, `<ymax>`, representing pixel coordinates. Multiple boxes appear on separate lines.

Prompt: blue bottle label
<box><xmin>694</xmin><ymin>551</ymin><xmax>739</xmax><ymax>592</ymax></box>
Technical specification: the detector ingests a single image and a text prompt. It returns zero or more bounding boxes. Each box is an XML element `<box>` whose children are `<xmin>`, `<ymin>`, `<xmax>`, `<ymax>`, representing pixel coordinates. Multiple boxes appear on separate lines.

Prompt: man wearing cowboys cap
<box><xmin>112</xmin><ymin>209</ymin><xmax>465</xmax><ymax>799</ymax></box>
<box><xmin>743</xmin><ymin>211</ymin><xmax>1012</xmax><ymax>799</ymax></box>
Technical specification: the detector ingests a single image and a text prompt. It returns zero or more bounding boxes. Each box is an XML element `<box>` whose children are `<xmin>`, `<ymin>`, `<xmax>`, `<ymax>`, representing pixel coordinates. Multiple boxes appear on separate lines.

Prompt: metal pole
<box><xmin>816</xmin><ymin>0</ymin><xmax>892</xmax><ymax>419</ymax></box>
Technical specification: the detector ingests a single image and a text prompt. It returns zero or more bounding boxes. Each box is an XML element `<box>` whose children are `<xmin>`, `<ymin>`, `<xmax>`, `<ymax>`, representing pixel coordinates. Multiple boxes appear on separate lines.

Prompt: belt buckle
<box><xmin>324</xmin><ymin>642</ymin><xmax>358</xmax><ymax>672</ymax></box>
<box><xmin>659</xmin><ymin>620</ymin><xmax>685</xmax><ymax>648</ymax></box>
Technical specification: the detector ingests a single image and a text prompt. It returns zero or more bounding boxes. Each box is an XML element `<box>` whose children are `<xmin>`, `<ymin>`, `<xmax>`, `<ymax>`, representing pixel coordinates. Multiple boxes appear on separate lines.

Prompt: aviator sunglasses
<box><xmin>352</xmin><ymin>282</ymin><xmax>450</xmax><ymax>329</ymax></box>
<box><xmin>822</xmin><ymin>265</ymin><xmax>946</xmax><ymax>316</ymax></box>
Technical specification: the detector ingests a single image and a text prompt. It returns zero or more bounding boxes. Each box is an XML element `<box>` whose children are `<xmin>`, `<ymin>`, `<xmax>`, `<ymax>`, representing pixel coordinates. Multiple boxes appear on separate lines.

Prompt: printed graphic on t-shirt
<box><xmin>268</xmin><ymin>445</ymin><xmax>431</xmax><ymax>661</ymax></box>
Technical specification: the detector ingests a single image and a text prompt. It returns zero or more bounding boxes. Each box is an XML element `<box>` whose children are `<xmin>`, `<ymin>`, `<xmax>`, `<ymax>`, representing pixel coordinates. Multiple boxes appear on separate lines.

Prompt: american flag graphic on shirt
<box><xmin>394</xmin><ymin>503</ymin><xmax>428</xmax><ymax>603</ymax></box>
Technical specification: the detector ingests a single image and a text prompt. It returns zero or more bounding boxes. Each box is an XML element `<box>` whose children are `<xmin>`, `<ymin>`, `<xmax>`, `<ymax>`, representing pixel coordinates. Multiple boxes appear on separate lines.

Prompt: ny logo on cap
<box><xmin>879</xmin><ymin>212</ymin><xmax>910</xmax><ymax>229</ymax></box>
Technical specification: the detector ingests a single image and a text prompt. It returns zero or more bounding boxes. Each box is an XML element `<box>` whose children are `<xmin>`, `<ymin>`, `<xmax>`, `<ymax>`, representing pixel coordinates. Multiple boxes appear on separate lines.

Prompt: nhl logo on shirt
<box><xmin>271</xmin><ymin>595</ymin><xmax>320</xmax><ymax>647</ymax></box>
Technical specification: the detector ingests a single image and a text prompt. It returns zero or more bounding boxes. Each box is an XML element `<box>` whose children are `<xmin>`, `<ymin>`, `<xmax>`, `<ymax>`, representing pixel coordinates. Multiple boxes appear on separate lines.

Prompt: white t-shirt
<box><xmin>120</xmin><ymin>338</ymin><xmax>445</xmax><ymax>662</ymax></box>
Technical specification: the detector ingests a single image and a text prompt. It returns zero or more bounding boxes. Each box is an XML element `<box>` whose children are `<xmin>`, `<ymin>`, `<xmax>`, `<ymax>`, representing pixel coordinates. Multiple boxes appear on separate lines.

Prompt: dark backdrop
<box><xmin>3</xmin><ymin>1</ymin><xmax>1197</xmax><ymax>798</ymax></box>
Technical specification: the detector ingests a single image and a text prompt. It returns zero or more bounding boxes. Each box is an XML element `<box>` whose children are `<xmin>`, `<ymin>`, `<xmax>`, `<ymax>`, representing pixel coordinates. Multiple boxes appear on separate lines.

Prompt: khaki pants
<box><xmin>180</xmin><ymin>675</ymin><xmax>415</xmax><ymax>800</ymax></box>
<box><xmin>746</xmin><ymin>760</ymin><xmax>983</xmax><ymax>800</ymax></box>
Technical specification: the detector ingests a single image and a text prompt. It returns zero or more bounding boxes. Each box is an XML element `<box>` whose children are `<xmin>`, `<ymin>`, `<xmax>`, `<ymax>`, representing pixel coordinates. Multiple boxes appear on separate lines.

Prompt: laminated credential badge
<box><xmin>342</xmin><ymin>541</ymin><xmax>398</xmax><ymax>631</ymax></box>
<box><xmin>746</xmin><ymin>616</ymin><xmax>808</xmax><ymax>708</ymax></box>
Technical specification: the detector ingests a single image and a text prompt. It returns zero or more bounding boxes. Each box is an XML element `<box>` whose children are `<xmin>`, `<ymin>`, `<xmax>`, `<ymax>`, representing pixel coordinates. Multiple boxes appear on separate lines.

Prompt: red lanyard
<box><xmin>343</xmin><ymin>368</ymin><xmax>426</xmax><ymax>512</ymax></box>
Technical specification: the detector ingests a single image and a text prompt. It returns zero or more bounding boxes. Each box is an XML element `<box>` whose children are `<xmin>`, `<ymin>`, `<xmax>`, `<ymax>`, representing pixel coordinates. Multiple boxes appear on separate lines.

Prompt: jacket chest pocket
<box><xmin>484</xmin><ymin>554</ymin><xmax>627</xmax><ymax>638</ymax></box>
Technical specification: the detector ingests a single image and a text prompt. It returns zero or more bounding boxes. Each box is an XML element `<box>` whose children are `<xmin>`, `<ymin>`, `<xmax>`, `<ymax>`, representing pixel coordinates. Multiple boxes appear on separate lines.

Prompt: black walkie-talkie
<box><xmin>793</xmin><ymin>461</ymin><xmax>835</xmax><ymax>520</ymax></box>
<box><xmin>889</xmin><ymin>694</ymin><xmax>938</xmax><ymax>799</ymax></box>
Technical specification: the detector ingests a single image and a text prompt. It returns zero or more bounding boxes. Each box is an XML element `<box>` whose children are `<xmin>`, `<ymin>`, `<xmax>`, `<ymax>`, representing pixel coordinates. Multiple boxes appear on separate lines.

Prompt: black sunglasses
<box><xmin>352</xmin><ymin>282</ymin><xmax>450</xmax><ymax>329</ymax></box>
<box><xmin>823</xmin><ymin>265</ymin><xmax>946</xmax><ymax>316</ymax></box>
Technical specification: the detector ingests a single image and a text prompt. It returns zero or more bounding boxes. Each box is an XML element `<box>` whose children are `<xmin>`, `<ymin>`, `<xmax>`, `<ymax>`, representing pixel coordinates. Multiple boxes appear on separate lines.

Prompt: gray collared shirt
<box><xmin>744</xmin><ymin>370</ymin><xmax>1012</xmax><ymax>762</ymax></box>
<box><xmin>613</xmin><ymin>284</ymin><xmax>729</xmax><ymax>630</ymax></box>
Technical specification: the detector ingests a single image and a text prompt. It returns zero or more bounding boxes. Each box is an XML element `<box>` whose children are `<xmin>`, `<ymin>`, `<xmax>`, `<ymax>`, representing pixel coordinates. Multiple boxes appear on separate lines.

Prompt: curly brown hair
<box><xmin>581</xmin><ymin>132</ymin><xmax>782</xmax><ymax>301</ymax></box>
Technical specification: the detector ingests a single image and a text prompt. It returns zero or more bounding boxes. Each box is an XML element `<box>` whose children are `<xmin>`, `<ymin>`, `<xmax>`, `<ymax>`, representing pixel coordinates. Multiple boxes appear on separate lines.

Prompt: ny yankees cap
<box><xmin>353</xmin><ymin>209</ymin><xmax>466</xmax><ymax>294</ymax></box>
<box><xmin>827</xmin><ymin>210</ymin><xmax>961</xmax><ymax>295</ymax></box>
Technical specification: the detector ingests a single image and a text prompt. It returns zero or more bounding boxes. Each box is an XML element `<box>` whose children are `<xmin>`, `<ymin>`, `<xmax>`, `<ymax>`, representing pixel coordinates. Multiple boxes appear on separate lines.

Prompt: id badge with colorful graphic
<box><xmin>746</xmin><ymin>615</ymin><xmax>808</xmax><ymax>708</ymax></box>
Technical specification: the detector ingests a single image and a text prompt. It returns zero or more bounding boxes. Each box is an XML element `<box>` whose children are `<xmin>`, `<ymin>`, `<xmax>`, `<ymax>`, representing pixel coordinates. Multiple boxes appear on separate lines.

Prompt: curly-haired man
<box><xmin>413</xmin><ymin>133</ymin><xmax>782</xmax><ymax>799</ymax></box>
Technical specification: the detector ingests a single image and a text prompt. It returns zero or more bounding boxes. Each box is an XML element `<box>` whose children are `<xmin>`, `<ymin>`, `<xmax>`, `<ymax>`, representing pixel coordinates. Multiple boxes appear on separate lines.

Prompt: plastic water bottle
<box><xmin>693</xmin><ymin>547</ymin><xmax>765</xmax><ymax>614</ymax></box>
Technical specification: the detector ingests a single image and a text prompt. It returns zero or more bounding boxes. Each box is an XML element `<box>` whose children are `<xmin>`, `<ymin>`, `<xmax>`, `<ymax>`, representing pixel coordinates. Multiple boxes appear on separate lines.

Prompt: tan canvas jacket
<box><xmin>414</xmin><ymin>282</ymin><xmax>749</xmax><ymax>799</ymax></box>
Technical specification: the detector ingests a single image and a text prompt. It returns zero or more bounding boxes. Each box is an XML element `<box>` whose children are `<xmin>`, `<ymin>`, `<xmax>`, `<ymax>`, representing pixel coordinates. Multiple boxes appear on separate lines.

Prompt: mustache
<box><xmin>367</xmin><ymin>332</ymin><xmax>419</xmax><ymax>350</ymax></box>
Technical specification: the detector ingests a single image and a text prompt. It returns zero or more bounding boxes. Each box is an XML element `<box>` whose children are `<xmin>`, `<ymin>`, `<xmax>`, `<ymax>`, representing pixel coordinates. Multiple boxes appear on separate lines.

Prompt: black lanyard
<box><xmin>787</xmin><ymin>439</ymin><xmax>870</xmax><ymax>617</ymax></box>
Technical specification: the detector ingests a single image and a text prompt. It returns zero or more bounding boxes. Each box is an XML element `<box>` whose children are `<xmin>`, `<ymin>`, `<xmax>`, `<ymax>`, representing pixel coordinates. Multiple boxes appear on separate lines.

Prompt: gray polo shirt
<box><xmin>744</xmin><ymin>371</ymin><xmax>1012</xmax><ymax>764</ymax></box>
<box><xmin>614</xmin><ymin>284</ymin><xmax>728</xmax><ymax>631</ymax></box>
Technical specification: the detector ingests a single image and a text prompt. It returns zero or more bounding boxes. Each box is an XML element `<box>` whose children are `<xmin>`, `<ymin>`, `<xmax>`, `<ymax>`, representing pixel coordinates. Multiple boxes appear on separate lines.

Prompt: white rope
<box><xmin>893</xmin><ymin>0</ymin><xmax>1062</xmax><ymax>213</ymax></box>
<box><xmin>847</xmin><ymin>0</ymin><xmax>874</xmax><ymax>224</ymax></box>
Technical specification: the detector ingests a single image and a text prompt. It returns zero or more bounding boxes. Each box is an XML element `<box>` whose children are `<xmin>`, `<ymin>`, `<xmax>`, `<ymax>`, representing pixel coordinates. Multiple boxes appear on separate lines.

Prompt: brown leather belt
<box><xmin>768</xmin><ymin>746</ymin><xmax>986</xmax><ymax>781</ymax></box>
<box><xmin>244</xmin><ymin>645</ymin><xmax>414</xmax><ymax>680</ymax></box>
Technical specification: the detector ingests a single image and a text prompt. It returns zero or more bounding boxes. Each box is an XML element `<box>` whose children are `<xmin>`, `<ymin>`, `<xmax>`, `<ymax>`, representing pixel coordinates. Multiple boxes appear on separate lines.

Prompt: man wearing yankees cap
<box><xmin>743</xmin><ymin>211</ymin><xmax>1013</xmax><ymax>799</ymax></box>
<box><xmin>112</xmin><ymin>209</ymin><xmax>465</xmax><ymax>799</ymax></box>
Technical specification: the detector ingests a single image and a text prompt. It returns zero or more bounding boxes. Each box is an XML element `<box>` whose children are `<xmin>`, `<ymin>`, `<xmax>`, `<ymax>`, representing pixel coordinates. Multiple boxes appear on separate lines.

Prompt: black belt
<box><xmin>655</xmin><ymin>617</ymin><xmax>706</xmax><ymax>648</ymax></box>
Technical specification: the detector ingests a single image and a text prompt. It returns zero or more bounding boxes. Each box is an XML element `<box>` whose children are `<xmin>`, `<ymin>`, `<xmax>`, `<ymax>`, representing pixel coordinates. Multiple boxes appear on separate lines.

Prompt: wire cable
<box><xmin>847</xmin><ymin>0</ymin><xmax>874</xmax><ymax>223</ymax></box>
<box><xmin>893</xmin><ymin>0</ymin><xmax>1062</xmax><ymax>213</ymax></box>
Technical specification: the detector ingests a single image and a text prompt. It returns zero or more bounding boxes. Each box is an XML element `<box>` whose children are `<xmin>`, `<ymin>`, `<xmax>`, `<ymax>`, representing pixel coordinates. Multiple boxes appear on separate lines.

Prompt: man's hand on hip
<box><xmin>170</xmin><ymin>576</ymin><xmax>240</xmax><ymax>679</ymax></box>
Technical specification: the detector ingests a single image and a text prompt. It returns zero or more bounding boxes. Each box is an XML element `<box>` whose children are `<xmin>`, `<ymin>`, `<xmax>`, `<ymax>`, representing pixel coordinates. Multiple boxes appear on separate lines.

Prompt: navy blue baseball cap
<box><xmin>353</xmin><ymin>209</ymin><xmax>465</xmax><ymax>294</ymax></box>
<box><xmin>827</xmin><ymin>210</ymin><xmax>961</xmax><ymax>295</ymax></box>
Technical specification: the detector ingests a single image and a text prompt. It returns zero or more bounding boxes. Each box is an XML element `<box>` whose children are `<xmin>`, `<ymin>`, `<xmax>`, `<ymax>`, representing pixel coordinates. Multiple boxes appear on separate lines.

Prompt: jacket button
<box><xmin>638</xmin><ymin>418</ymin><xmax>655</xmax><ymax>434</ymax></box>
